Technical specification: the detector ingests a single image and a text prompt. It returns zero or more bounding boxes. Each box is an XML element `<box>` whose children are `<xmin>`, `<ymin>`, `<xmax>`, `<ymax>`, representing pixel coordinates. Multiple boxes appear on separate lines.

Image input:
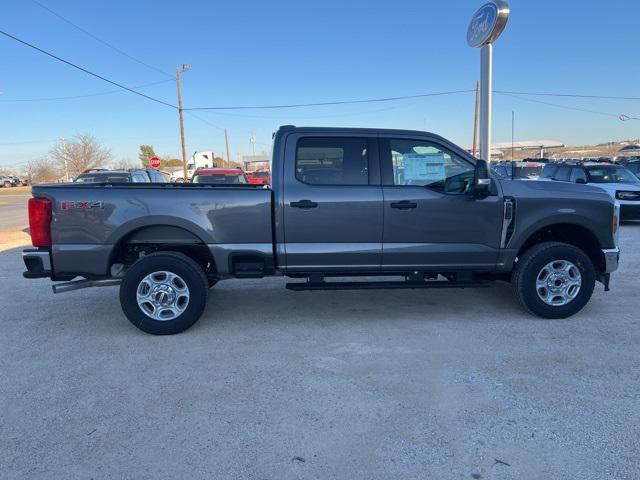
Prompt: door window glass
<box><xmin>387</xmin><ymin>139</ymin><xmax>475</xmax><ymax>194</ymax></box>
<box><xmin>296</xmin><ymin>137</ymin><xmax>368</xmax><ymax>185</ymax></box>
<box><xmin>540</xmin><ymin>164</ymin><xmax>558</xmax><ymax>178</ymax></box>
<box><xmin>132</xmin><ymin>173</ymin><xmax>148</xmax><ymax>183</ymax></box>
<box><xmin>569</xmin><ymin>167</ymin><xmax>588</xmax><ymax>183</ymax></box>
<box><xmin>553</xmin><ymin>166</ymin><xmax>571</xmax><ymax>181</ymax></box>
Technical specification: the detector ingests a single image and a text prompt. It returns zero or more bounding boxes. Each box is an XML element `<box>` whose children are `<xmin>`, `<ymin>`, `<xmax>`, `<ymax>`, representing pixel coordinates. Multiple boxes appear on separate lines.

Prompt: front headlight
<box><xmin>616</xmin><ymin>190</ymin><xmax>640</xmax><ymax>201</ymax></box>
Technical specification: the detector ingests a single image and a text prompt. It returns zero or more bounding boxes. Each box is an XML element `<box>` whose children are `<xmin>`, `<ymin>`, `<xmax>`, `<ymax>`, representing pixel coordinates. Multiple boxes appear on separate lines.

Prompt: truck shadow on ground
<box><xmin>2</xmin><ymin>245</ymin><xmax>610</xmax><ymax>337</ymax></box>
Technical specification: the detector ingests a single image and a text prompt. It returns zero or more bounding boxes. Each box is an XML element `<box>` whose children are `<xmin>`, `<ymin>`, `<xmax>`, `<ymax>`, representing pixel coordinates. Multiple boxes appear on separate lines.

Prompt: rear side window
<box><xmin>553</xmin><ymin>166</ymin><xmax>571</xmax><ymax>181</ymax></box>
<box><xmin>295</xmin><ymin>137</ymin><xmax>369</xmax><ymax>185</ymax></box>
<box><xmin>540</xmin><ymin>164</ymin><xmax>557</xmax><ymax>178</ymax></box>
<box><xmin>132</xmin><ymin>173</ymin><xmax>149</xmax><ymax>183</ymax></box>
<box><xmin>149</xmin><ymin>170</ymin><xmax>165</xmax><ymax>182</ymax></box>
<box><xmin>569</xmin><ymin>167</ymin><xmax>587</xmax><ymax>183</ymax></box>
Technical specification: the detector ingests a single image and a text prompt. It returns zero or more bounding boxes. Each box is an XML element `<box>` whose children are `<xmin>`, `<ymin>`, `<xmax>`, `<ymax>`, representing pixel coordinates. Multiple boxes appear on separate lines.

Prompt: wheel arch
<box><xmin>108</xmin><ymin>223</ymin><xmax>217</xmax><ymax>276</ymax></box>
<box><xmin>514</xmin><ymin>222</ymin><xmax>605</xmax><ymax>272</ymax></box>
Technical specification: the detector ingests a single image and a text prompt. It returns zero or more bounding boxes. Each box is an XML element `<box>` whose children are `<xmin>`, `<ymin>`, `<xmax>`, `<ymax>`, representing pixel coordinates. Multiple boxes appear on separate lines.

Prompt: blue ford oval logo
<box><xmin>467</xmin><ymin>2</ymin><xmax>499</xmax><ymax>48</ymax></box>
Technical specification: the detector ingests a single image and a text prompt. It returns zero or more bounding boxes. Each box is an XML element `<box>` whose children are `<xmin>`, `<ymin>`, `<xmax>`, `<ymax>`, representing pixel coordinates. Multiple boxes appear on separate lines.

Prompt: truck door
<box><xmin>282</xmin><ymin>134</ymin><xmax>383</xmax><ymax>272</ymax></box>
<box><xmin>379</xmin><ymin>136</ymin><xmax>503</xmax><ymax>270</ymax></box>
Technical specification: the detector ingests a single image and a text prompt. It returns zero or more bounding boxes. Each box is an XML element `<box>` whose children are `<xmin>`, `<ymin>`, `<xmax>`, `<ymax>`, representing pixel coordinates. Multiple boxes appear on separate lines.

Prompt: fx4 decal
<box><xmin>61</xmin><ymin>201</ymin><xmax>104</xmax><ymax>210</ymax></box>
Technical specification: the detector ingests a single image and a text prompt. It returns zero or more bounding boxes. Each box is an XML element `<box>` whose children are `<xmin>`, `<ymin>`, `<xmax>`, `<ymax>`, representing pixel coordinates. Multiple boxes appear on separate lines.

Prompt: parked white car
<box><xmin>539</xmin><ymin>162</ymin><xmax>640</xmax><ymax>220</ymax></box>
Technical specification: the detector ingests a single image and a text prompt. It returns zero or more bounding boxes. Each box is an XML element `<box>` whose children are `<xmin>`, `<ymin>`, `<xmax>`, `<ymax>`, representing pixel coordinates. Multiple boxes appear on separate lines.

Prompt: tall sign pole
<box><xmin>467</xmin><ymin>1</ymin><xmax>509</xmax><ymax>163</ymax></box>
<box><xmin>472</xmin><ymin>80</ymin><xmax>480</xmax><ymax>157</ymax></box>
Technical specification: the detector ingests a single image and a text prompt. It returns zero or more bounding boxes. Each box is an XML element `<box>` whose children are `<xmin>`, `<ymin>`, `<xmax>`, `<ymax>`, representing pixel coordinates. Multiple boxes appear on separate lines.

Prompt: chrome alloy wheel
<box><xmin>535</xmin><ymin>260</ymin><xmax>582</xmax><ymax>307</ymax></box>
<box><xmin>136</xmin><ymin>271</ymin><xmax>190</xmax><ymax>320</ymax></box>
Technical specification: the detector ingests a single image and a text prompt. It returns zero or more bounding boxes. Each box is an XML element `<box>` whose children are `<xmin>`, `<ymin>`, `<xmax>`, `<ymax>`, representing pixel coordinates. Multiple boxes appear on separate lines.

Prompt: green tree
<box><xmin>138</xmin><ymin>145</ymin><xmax>157</xmax><ymax>168</ymax></box>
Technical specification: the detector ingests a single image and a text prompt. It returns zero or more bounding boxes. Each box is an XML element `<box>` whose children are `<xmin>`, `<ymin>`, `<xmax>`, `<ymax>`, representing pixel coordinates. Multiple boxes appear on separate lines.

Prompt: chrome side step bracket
<box><xmin>52</xmin><ymin>278</ymin><xmax>122</xmax><ymax>294</ymax></box>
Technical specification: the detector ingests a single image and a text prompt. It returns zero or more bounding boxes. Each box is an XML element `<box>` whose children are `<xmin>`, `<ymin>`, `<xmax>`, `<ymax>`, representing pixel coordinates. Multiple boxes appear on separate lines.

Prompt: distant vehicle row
<box><xmin>0</xmin><ymin>175</ymin><xmax>28</xmax><ymax>187</ymax></box>
<box><xmin>73</xmin><ymin>167</ymin><xmax>271</xmax><ymax>185</ymax></box>
<box><xmin>492</xmin><ymin>159</ymin><xmax>640</xmax><ymax>220</ymax></box>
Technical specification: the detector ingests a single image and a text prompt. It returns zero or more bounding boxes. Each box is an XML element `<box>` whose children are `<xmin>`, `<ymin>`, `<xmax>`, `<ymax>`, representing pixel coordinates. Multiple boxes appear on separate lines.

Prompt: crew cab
<box><xmin>22</xmin><ymin>126</ymin><xmax>621</xmax><ymax>334</ymax></box>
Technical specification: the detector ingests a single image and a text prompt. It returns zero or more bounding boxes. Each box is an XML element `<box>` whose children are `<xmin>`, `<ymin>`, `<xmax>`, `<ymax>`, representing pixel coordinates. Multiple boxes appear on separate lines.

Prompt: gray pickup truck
<box><xmin>23</xmin><ymin>126</ymin><xmax>621</xmax><ymax>334</ymax></box>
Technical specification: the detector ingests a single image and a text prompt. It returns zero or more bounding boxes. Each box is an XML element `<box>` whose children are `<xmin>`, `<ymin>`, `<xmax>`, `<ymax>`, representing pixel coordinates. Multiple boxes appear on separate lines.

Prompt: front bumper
<box><xmin>602</xmin><ymin>247</ymin><xmax>620</xmax><ymax>274</ymax></box>
<box><xmin>22</xmin><ymin>248</ymin><xmax>51</xmax><ymax>279</ymax></box>
<box><xmin>620</xmin><ymin>204</ymin><xmax>640</xmax><ymax>220</ymax></box>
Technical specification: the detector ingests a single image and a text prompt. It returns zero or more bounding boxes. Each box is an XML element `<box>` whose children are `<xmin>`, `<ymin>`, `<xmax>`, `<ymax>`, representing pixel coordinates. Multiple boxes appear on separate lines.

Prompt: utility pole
<box><xmin>224</xmin><ymin>129</ymin><xmax>231</xmax><ymax>167</ymax></box>
<box><xmin>472</xmin><ymin>80</ymin><xmax>480</xmax><ymax>157</ymax></box>
<box><xmin>176</xmin><ymin>64</ymin><xmax>190</xmax><ymax>181</ymax></box>
<box><xmin>250</xmin><ymin>133</ymin><xmax>256</xmax><ymax>156</ymax></box>
<box><xmin>511</xmin><ymin>110</ymin><xmax>515</xmax><ymax>161</ymax></box>
<box><xmin>59</xmin><ymin>138</ymin><xmax>70</xmax><ymax>181</ymax></box>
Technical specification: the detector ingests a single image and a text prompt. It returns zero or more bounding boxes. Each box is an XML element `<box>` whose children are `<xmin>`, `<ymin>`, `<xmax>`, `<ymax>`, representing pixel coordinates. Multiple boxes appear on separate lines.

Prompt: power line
<box><xmin>185</xmin><ymin>111</ymin><xmax>225</xmax><ymax>131</ymax></box>
<box><xmin>184</xmin><ymin>89</ymin><xmax>476</xmax><ymax>111</ymax></box>
<box><xmin>495</xmin><ymin>90</ymin><xmax>640</xmax><ymax>101</ymax></box>
<box><xmin>0</xmin><ymin>30</ymin><xmax>177</xmax><ymax>109</ymax></box>
<box><xmin>30</xmin><ymin>0</ymin><xmax>174</xmax><ymax>79</ymax></box>
<box><xmin>0</xmin><ymin>79</ymin><xmax>174</xmax><ymax>103</ymax></box>
<box><xmin>496</xmin><ymin>92</ymin><xmax>640</xmax><ymax>121</ymax></box>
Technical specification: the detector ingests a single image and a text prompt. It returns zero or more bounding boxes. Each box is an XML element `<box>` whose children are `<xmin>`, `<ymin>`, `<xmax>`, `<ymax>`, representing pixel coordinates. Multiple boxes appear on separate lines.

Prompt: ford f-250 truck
<box><xmin>22</xmin><ymin>126</ymin><xmax>621</xmax><ymax>335</ymax></box>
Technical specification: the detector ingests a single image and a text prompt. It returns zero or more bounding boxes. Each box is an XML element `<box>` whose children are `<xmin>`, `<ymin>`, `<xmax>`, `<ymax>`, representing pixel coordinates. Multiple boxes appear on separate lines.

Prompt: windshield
<box><xmin>75</xmin><ymin>173</ymin><xmax>130</xmax><ymax>183</ymax></box>
<box><xmin>586</xmin><ymin>165</ymin><xmax>639</xmax><ymax>184</ymax></box>
<box><xmin>514</xmin><ymin>165</ymin><xmax>543</xmax><ymax>178</ymax></box>
<box><xmin>192</xmin><ymin>173</ymin><xmax>247</xmax><ymax>184</ymax></box>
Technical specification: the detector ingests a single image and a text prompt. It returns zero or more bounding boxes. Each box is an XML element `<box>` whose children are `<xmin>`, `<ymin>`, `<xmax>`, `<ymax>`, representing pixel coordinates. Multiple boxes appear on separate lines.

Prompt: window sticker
<box><xmin>403</xmin><ymin>153</ymin><xmax>446</xmax><ymax>183</ymax></box>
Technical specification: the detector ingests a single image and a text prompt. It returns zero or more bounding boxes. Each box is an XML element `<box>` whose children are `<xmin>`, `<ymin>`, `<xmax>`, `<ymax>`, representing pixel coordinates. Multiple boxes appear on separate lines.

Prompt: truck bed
<box><xmin>32</xmin><ymin>183</ymin><xmax>273</xmax><ymax>278</ymax></box>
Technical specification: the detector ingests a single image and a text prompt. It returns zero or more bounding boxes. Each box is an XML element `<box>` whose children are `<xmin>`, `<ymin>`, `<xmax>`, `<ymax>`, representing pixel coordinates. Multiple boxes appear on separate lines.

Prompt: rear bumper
<box><xmin>22</xmin><ymin>248</ymin><xmax>52</xmax><ymax>278</ymax></box>
<box><xmin>602</xmin><ymin>247</ymin><xmax>620</xmax><ymax>274</ymax></box>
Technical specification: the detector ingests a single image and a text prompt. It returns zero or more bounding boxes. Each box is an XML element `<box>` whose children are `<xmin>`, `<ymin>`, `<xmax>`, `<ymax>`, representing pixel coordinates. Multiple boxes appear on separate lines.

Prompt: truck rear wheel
<box><xmin>512</xmin><ymin>242</ymin><xmax>596</xmax><ymax>319</ymax></box>
<box><xmin>119</xmin><ymin>251</ymin><xmax>208</xmax><ymax>335</ymax></box>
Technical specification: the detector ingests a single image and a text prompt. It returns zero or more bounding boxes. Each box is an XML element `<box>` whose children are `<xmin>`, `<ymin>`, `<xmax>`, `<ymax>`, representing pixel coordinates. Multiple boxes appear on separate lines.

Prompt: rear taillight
<box><xmin>28</xmin><ymin>197</ymin><xmax>52</xmax><ymax>247</ymax></box>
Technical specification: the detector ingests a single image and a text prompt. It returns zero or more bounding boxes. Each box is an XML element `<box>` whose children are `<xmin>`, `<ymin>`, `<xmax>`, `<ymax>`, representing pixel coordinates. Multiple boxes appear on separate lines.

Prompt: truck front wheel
<box><xmin>119</xmin><ymin>251</ymin><xmax>208</xmax><ymax>334</ymax></box>
<box><xmin>512</xmin><ymin>242</ymin><xmax>596</xmax><ymax>319</ymax></box>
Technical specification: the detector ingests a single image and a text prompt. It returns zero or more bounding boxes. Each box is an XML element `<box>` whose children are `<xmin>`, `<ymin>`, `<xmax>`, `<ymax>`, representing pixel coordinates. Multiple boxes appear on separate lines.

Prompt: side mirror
<box><xmin>575</xmin><ymin>178</ymin><xmax>587</xmax><ymax>184</ymax></box>
<box><xmin>473</xmin><ymin>159</ymin><xmax>492</xmax><ymax>196</ymax></box>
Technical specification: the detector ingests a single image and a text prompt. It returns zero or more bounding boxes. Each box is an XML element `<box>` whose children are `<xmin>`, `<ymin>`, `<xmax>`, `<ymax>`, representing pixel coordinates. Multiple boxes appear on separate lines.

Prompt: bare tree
<box><xmin>49</xmin><ymin>133</ymin><xmax>112</xmax><ymax>179</ymax></box>
<box><xmin>111</xmin><ymin>158</ymin><xmax>140</xmax><ymax>170</ymax></box>
<box><xmin>24</xmin><ymin>158</ymin><xmax>59</xmax><ymax>184</ymax></box>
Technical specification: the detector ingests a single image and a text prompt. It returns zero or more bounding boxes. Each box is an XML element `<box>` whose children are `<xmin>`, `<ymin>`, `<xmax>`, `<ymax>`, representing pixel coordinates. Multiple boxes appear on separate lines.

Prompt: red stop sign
<box><xmin>150</xmin><ymin>156</ymin><xmax>160</xmax><ymax>169</ymax></box>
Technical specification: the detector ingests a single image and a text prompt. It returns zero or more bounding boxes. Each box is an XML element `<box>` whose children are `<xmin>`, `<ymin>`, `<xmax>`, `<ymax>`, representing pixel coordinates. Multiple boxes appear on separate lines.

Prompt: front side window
<box><xmin>553</xmin><ymin>167</ymin><xmax>571</xmax><ymax>182</ymax></box>
<box><xmin>295</xmin><ymin>137</ymin><xmax>369</xmax><ymax>185</ymax></box>
<box><xmin>386</xmin><ymin>139</ymin><xmax>475</xmax><ymax>194</ymax></box>
<box><xmin>540</xmin><ymin>164</ymin><xmax>558</xmax><ymax>178</ymax></box>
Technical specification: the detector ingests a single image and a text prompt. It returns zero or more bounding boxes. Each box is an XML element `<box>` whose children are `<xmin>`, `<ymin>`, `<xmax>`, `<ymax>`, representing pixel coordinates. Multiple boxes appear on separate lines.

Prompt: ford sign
<box><xmin>467</xmin><ymin>1</ymin><xmax>510</xmax><ymax>48</ymax></box>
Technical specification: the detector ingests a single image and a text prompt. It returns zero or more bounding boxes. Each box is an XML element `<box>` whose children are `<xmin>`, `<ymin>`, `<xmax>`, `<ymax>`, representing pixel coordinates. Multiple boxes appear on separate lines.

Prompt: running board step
<box><xmin>286</xmin><ymin>280</ymin><xmax>490</xmax><ymax>291</ymax></box>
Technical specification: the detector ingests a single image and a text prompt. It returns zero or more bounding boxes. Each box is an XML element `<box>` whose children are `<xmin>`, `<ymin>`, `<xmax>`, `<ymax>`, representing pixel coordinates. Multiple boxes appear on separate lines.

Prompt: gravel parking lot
<box><xmin>1</xmin><ymin>223</ymin><xmax>639</xmax><ymax>479</ymax></box>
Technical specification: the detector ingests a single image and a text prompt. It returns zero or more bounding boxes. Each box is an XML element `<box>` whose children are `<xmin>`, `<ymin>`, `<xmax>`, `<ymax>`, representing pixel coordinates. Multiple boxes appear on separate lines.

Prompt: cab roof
<box><xmin>194</xmin><ymin>168</ymin><xmax>244</xmax><ymax>175</ymax></box>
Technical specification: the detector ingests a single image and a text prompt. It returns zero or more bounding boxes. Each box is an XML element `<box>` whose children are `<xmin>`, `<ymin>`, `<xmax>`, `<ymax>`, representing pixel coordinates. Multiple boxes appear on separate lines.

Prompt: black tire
<box><xmin>512</xmin><ymin>242</ymin><xmax>596</xmax><ymax>319</ymax></box>
<box><xmin>119</xmin><ymin>251</ymin><xmax>208</xmax><ymax>335</ymax></box>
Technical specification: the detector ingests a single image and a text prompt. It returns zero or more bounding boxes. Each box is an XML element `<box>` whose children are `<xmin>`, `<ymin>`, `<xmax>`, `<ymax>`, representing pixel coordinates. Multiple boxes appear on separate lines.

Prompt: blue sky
<box><xmin>1</xmin><ymin>0</ymin><xmax>639</xmax><ymax>168</ymax></box>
